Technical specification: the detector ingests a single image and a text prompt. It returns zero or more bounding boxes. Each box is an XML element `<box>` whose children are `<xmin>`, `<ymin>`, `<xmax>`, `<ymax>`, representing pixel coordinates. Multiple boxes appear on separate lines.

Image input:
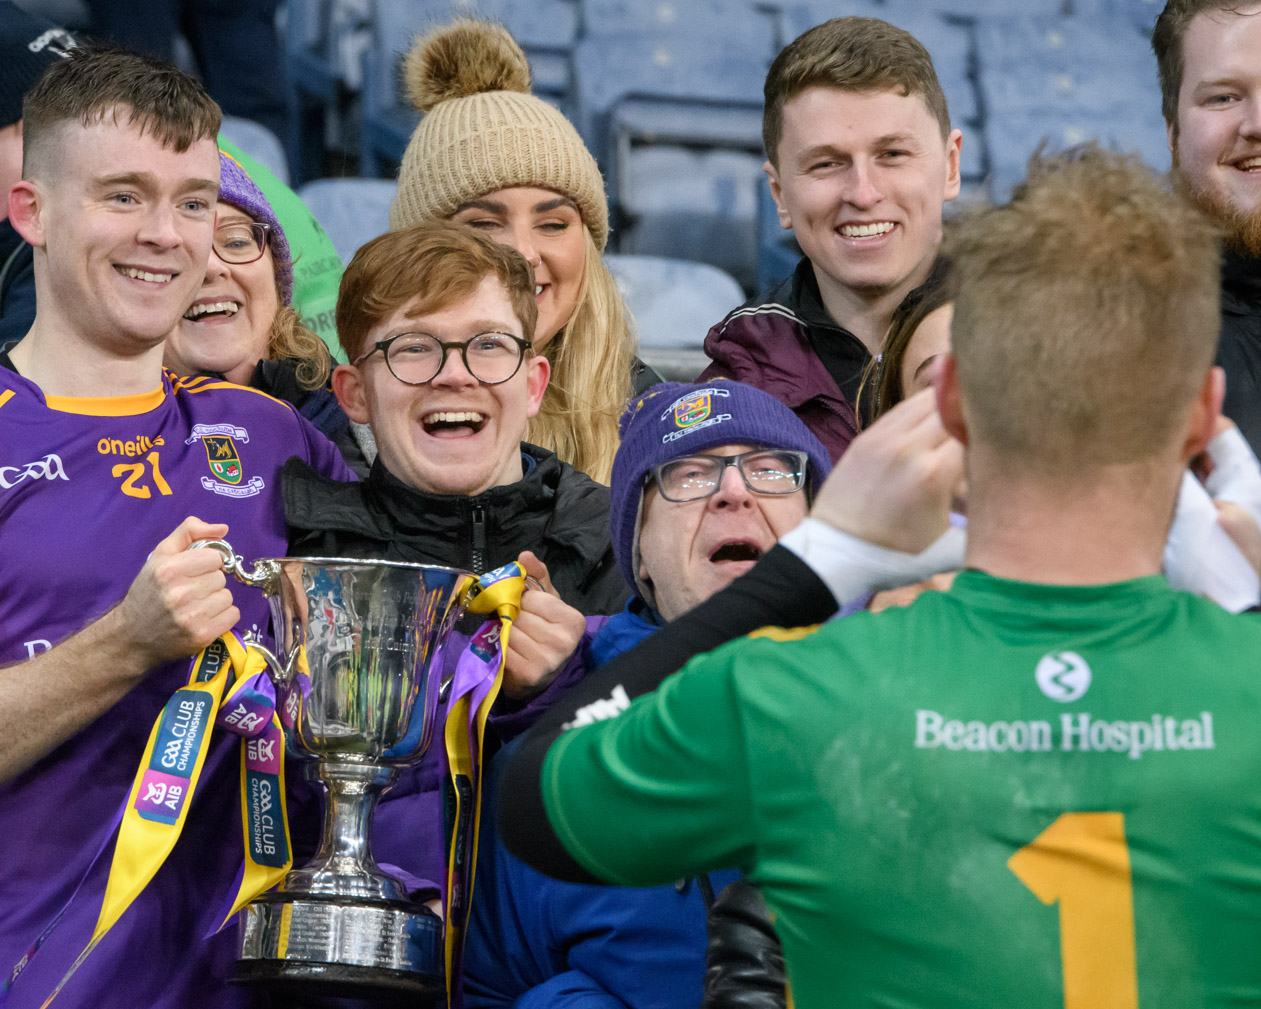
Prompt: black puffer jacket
<box><xmin>702</xmin><ymin>878</ymin><xmax>787</xmax><ymax>1009</ymax></box>
<box><xmin>282</xmin><ymin>444</ymin><xmax>628</xmax><ymax>615</ymax></box>
<box><xmin>1215</xmin><ymin>250</ymin><xmax>1261</xmax><ymax>455</ymax></box>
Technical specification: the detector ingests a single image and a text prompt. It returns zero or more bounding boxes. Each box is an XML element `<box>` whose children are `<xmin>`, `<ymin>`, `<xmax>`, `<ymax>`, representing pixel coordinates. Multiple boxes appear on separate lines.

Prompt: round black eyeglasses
<box><xmin>353</xmin><ymin>331</ymin><xmax>531</xmax><ymax>386</ymax></box>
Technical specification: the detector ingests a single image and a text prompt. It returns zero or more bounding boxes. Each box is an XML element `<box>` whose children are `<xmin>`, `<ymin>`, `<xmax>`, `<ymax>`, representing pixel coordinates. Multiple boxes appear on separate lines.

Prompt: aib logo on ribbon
<box><xmin>1035</xmin><ymin>651</ymin><xmax>1092</xmax><ymax>702</ymax></box>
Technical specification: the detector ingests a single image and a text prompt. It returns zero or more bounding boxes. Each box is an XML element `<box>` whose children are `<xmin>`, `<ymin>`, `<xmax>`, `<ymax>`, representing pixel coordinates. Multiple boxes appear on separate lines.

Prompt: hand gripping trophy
<box><xmin>1</xmin><ymin>543</ymin><xmax>524</xmax><ymax>1008</ymax></box>
<box><xmin>200</xmin><ymin>542</ymin><xmax>518</xmax><ymax>1001</ymax></box>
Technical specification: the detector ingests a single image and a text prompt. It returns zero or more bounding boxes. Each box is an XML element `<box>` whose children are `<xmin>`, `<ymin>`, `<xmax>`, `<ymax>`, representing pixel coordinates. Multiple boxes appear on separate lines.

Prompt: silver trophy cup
<box><xmin>198</xmin><ymin>542</ymin><xmax>476</xmax><ymax>1000</ymax></box>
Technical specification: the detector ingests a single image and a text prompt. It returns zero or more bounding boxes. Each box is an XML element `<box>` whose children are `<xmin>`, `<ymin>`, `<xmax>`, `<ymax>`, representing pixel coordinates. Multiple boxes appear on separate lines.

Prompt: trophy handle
<box><xmin>240</xmin><ymin>632</ymin><xmax>298</xmax><ymax>686</ymax></box>
<box><xmin>191</xmin><ymin>539</ymin><xmax>281</xmax><ymax>592</ymax></box>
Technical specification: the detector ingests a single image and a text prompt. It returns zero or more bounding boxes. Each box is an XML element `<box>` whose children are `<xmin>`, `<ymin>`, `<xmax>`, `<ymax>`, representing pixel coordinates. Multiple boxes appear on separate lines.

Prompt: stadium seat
<box><xmin>219</xmin><ymin>116</ymin><xmax>291</xmax><ymax>185</ymax></box>
<box><xmin>283</xmin><ymin>0</ymin><xmax>369</xmax><ymax>185</ymax></box>
<box><xmin>976</xmin><ymin>15</ymin><xmax>1169</xmax><ymax>197</ymax></box>
<box><xmin>574</xmin><ymin>9</ymin><xmax>774</xmax><ymax>287</ymax></box>
<box><xmin>1071</xmin><ymin>0</ymin><xmax>1164</xmax><ymax>35</ymax></box>
<box><xmin>360</xmin><ymin>0</ymin><xmax>580</xmax><ymax>177</ymax></box>
<box><xmin>605</xmin><ymin>253</ymin><xmax>745</xmax><ymax>381</ymax></box>
<box><xmin>297</xmin><ymin>177</ymin><xmax>397</xmax><ymax>265</ymax></box>
<box><xmin>617</xmin><ymin>147</ymin><xmax>763</xmax><ymax>290</ymax></box>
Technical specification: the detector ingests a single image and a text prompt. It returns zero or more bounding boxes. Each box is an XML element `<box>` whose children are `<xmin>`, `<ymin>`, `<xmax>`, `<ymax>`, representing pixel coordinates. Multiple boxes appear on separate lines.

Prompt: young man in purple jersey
<box><xmin>0</xmin><ymin>44</ymin><xmax>350</xmax><ymax>1009</ymax></box>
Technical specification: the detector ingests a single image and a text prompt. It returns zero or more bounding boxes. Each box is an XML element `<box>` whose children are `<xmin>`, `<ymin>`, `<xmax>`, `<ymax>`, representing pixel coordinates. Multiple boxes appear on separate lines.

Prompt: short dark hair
<box><xmin>762</xmin><ymin>17</ymin><xmax>950</xmax><ymax>167</ymax></box>
<box><xmin>22</xmin><ymin>42</ymin><xmax>221</xmax><ymax>176</ymax></box>
<box><xmin>1152</xmin><ymin>0</ymin><xmax>1254</xmax><ymax>124</ymax></box>
<box><xmin>337</xmin><ymin>221</ymin><xmax>539</xmax><ymax>363</ymax></box>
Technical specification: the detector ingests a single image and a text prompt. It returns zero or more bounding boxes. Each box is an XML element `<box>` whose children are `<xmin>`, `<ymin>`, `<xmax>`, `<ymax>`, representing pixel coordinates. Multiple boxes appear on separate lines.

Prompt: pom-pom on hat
<box><xmin>389</xmin><ymin>19</ymin><xmax>609</xmax><ymax>250</ymax></box>
<box><xmin>216</xmin><ymin>149</ymin><xmax>294</xmax><ymax>305</ymax></box>
<box><xmin>610</xmin><ymin>379</ymin><xmax>833</xmax><ymax>609</ymax></box>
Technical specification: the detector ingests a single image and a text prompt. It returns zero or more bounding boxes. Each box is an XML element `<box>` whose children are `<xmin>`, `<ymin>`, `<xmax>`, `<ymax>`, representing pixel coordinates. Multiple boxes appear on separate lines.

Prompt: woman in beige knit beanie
<box><xmin>390</xmin><ymin>19</ymin><xmax>650</xmax><ymax>485</ymax></box>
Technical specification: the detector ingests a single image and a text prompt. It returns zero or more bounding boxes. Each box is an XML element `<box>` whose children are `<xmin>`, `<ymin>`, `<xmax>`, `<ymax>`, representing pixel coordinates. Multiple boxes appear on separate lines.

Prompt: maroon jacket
<box><xmin>699</xmin><ymin>258</ymin><xmax>865</xmax><ymax>462</ymax></box>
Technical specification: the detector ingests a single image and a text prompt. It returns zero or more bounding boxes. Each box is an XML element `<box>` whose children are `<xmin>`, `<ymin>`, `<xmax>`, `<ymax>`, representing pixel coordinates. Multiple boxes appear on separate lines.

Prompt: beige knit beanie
<box><xmin>389</xmin><ymin>19</ymin><xmax>610</xmax><ymax>250</ymax></box>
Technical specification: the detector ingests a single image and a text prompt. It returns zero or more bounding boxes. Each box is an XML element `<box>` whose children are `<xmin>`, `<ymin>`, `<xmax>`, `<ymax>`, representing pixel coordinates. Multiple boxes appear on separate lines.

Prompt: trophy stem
<box><xmin>285</xmin><ymin>760</ymin><xmax>405</xmax><ymax>901</ymax></box>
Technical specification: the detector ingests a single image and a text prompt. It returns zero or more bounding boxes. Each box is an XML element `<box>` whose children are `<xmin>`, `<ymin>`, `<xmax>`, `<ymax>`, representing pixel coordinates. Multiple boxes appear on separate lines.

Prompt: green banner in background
<box><xmin>217</xmin><ymin>137</ymin><xmax>347</xmax><ymax>364</ymax></box>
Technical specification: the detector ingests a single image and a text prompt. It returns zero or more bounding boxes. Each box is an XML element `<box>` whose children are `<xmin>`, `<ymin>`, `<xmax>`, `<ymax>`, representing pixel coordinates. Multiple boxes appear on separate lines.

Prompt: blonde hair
<box><xmin>948</xmin><ymin>147</ymin><xmax>1221</xmax><ymax>474</ymax></box>
<box><xmin>268</xmin><ymin>304</ymin><xmax>330</xmax><ymax>391</ymax></box>
<box><xmin>526</xmin><ymin>228</ymin><xmax>635</xmax><ymax>484</ymax></box>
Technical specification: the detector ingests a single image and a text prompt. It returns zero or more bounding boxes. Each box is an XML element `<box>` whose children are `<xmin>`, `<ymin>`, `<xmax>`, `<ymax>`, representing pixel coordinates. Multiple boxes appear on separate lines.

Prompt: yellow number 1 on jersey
<box><xmin>1008</xmin><ymin>813</ymin><xmax>1138</xmax><ymax>1009</ymax></box>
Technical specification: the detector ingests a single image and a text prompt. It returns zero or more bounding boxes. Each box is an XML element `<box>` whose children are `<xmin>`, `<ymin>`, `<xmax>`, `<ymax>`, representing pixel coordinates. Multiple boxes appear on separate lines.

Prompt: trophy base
<box><xmin>231</xmin><ymin>892</ymin><xmax>443</xmax><ymax>1001</ymax></box>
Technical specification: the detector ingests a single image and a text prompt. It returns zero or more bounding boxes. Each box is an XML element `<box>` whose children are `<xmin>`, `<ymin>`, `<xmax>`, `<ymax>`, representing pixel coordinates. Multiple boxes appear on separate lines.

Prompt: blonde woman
<box><xmin>389</xmin><ymin>19</ymin><xmax>656</xmax><ymax>484</ymax></box>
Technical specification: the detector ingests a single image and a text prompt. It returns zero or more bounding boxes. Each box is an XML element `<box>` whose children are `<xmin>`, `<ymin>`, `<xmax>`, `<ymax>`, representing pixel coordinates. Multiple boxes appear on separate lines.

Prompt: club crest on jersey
<box><xmin>189</xmin><ymin>424</ymin><xmax>264</xmax><ymax>498</ymax></box>
<box><xmin>203</xmin><ymin>436</ymin><xmax>243</xmax><ymax>485</ymax></box>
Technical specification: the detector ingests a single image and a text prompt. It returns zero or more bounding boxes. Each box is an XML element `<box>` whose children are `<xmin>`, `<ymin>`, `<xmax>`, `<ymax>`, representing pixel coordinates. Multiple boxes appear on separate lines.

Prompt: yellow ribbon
<box><xmin>39</xmin><ymin>634</ymin><xmax>292</xmax><ymax>1007</ymax></box>
<box><xmin>443</xmin><ymin>564</ymin><xmax>526</xmax><ymax>1005</ymax></box>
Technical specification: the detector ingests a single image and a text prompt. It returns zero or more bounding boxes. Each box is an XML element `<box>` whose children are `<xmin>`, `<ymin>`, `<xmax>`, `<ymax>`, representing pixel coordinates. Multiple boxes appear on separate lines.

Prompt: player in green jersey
<box><xmin>495</xmin><ymin>148</ymin><xmax>1261</xmax><ymax>1009</ymax></box>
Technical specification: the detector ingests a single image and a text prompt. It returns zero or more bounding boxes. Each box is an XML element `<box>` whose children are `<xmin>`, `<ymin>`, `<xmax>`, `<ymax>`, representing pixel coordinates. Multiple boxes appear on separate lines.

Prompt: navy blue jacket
<box><xmin>465</xmin><ymin>599</ymin><xmax>739</xmax><ymax>1009</ymax></box>
<box><xmin>0</xmin><ymin>219</ymin><xmax>35</xmax><ymax>352</ymax></box>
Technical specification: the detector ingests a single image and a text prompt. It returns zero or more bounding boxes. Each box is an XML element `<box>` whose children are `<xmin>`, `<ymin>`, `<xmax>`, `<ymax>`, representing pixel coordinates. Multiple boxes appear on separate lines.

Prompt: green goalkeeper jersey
<box><xmin>540</xmin><ymin>571</ymin><xmax>1261</xmax><ymax>1009</ymax></box>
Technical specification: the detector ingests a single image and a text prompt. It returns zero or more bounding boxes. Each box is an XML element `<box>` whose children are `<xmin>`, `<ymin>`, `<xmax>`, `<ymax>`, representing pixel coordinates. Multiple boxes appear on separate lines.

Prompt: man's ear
<box><xmin>764</xmin><ymin>161</ymin><xmax>793</xmax><ymax>231</ymax></box>
<box><xmin>1167</xmin><ymin>118</ymin><xmax>1177</xmax><ymax>156</ymax></box>
<box><xmin>934</xmin><ymin>353</ymin><xmax>969</xmax><ymax>447</ymax></box>
<box><xmin>9</xmin><ymin>181</ymin><xmax>45</xmax><ymax>247</ymax></box>
<box><xmin>524</xmin><ymin>352</ymin><xmax>550</xmax><ymax>419</ymax></box>
<box><xmin>943</xmin><ymin>128</ymin><xmax>963</xmax><ymax>202</ymax></box>
<box><xmin>1182</xmin><ymin>366</ymin><xmax>1225</xmax><ymax>461</ymax></box>
<box><xmin>331</xmin><ymin>363</ymin><xmax>372</xmax><ymax>425</ymax></box>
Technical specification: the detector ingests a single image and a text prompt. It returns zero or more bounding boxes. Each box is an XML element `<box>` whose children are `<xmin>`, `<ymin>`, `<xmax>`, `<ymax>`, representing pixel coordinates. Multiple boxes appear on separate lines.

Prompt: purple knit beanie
<box><xmin>216</xmin><ymin>149</ymin><xmax>294</xmax><ymax>304</ymax></box>
<box><xmin>610</xmin><ymin>379</ymin><xmax>833</xmax><ymax>605</ymax></box>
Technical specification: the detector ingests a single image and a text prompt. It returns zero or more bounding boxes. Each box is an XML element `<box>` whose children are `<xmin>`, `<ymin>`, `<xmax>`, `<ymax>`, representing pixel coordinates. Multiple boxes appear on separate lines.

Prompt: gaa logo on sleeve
<box><xmin>1035</xmin><ymin>651</ymin><xmax>1092</xmax><ymax>702</ymax></box>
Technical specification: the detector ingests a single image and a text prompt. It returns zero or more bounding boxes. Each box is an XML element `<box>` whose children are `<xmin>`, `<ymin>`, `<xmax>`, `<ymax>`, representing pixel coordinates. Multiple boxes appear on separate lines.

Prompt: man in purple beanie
<box><xmin>464</xmin><ymin>378</ymin><xmax>832</xmax><ymax>1009</ymax></box>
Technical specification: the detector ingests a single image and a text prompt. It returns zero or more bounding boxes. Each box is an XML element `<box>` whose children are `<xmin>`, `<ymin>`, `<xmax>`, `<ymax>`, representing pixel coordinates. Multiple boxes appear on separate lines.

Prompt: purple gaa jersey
<box><xmin>0</xmin><ymin>367</ymin><xmax>353</xmax><ymax>1008</ymax></box>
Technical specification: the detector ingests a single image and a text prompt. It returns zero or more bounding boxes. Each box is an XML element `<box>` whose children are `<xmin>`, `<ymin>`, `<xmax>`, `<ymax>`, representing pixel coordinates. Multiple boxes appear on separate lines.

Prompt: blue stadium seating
<box><xmin>283</xmin><ymin>0</ymin><xmax>359</xmax><ymax>185</ymax></box>
<box><xmin>605</xmin><ymin>253</ymin><xmax>746</xmax><ymax>380</ymax></box>
<box><xmin>281</xmin><ymin>0</ymin><xmax>1184</xmax><ymax>298</ymax></box>
<box><xmin>976</xmin><ymin>15</ymin><xmax>1168</xmax><ymax>197</ymax></box>
<box><xmin>297</xmin><ymin>177</ymin><xmax>398</xmax><ymax>265</ymax></box>
<box><xmin>1072</xmin><ymin>0</ymin><xmax>1164</xmax><ymax>35</ymax></box>
<box><xmin>574</xmin><ymin>8</ymin><xmax>774</xmax><ymax>286</ymax></box>
<box><xmin>360</xmin><ymin>0</ymin><xmax>580</xmax><ymax>178</ymax></box>
<box><xmin>220</xmin><ymin>116</ymin><xmax>291</xmax><ymax>185</ymax></box>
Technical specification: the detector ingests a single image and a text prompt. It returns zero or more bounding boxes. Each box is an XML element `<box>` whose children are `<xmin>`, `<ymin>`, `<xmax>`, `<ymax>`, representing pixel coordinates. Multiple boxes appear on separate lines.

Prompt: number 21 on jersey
<box><xmin>1008</xmin><ymin>813</ymin><xmax>1139</xmax><ymax>1009</ymax></box>
<box><xmin>113</xmin><ymin>451</ymin><xmax>173</xmax><ymax>499</ymax></box>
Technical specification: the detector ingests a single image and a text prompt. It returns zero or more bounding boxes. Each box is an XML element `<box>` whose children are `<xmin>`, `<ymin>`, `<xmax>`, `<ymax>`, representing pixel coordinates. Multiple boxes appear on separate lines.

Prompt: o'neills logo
<box><xmin>0</xmin><ymin>453</ymin><xmax>67</xmax><ymax>490</ymax></box>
